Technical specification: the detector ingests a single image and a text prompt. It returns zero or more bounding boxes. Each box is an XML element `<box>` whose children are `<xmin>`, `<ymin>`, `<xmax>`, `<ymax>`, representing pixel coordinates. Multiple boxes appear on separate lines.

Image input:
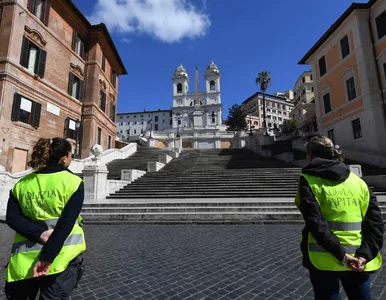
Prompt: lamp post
<box><xmin>249</xmin><ymin>117</ymin><xmax>253</xmax><ymax>136</ymax></box>
<box><xmin>150</xmin><ymin>119</ymin><xmax>153</xmax><ymax>137</ymax></box>
<box><xmin>75</xmin><ymin>119</ymin><xmax>81</xmax><ymax>158</ymax></box>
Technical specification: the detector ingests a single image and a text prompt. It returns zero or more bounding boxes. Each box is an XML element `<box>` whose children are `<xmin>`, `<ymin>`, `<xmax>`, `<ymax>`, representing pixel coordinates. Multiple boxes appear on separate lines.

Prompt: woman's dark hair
<box><xmin>28</xmin><ymin>138</ymin><xmax>72</xmax><ymax>169</ymax></box>
<box><xmin>306</xmin><ymin>135</ymin><xmax>343</xmax><ymax>161</ymax></box>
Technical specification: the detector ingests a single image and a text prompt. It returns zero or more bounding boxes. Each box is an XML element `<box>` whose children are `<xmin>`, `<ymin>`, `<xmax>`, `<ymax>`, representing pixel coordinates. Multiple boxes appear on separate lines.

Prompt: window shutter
<box><xmin>71</xmin><ymin>28</ymin><xmax>77</xmax><ymax>51</ymax></box>
<box><xmin>67</xmin><ymin>73</ymin><xmax>74</xmax><ymax>95</ymax></box>
<box><xmin>31</xmin><ymin>101</ymin><xmax>42</xmax><ymax>128</ymax></box>
<box><xmin>27</xmin><ymin>0</ymin><xmax>34</xmax><ymax>13</ymax></box>
<box><xmin>64</xmin><ymin>117</ymin><xmax>69</xmax><ymax>138</ymax></box>
<box><xmin>79</xmin><ymin>79</ymin><xmax>84</xmax><ymax>102</ymax></box>
<box><xmin>37</xmin><ymin>49</ymin><xmax>47</xmax><ymax>78</ymax></box>
<box><xmin>20</xmin><ymin>37</ymin><xmax>30</xmax><ymax>68</ymax></box>
<box><xmin>80</xmin><ymin>40</ymin><xmax>86</xmax><ymax>60</ymax></box>
<box><xmin>11</xmin><ymin>93</ymin><xmax>21</xmax><ymax>121</ymax></box>
<box><xmin>42</xmin><ymin>0</ymin><xmax>50</xmax><ymax>26</ymax></box>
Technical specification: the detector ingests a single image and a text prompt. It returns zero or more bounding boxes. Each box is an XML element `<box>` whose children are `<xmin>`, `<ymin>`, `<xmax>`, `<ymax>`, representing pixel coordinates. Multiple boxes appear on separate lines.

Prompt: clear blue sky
<box><xmin>73</xmin><ymin>0</ymin><xmax>365</xmax><ymax>117</ymax></box>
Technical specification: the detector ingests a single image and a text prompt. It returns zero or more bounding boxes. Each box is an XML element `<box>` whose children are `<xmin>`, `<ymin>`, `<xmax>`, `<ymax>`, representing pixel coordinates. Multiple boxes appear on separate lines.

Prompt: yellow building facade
<box><xmin>299</xmin><ymin>0</ymin><xmax>386</xmax><ymax>166</ymax></box>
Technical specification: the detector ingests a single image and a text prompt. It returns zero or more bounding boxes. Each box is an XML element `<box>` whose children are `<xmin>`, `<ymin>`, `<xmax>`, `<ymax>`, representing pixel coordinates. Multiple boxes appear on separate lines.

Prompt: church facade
<box><xmin>171</xmin><ymin>61</ymin><xmax>223</xmax><ymax>131</ymax></box>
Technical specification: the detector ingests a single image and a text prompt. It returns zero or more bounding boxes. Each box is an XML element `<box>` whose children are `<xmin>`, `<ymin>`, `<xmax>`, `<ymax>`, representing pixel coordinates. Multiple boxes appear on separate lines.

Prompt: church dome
<box><xmin>205</xmin><ymin>60</ymin><xmax>220</xmax><ymax>76</ymax></box>
<box><xmin>173</xmin><ymin>64</ymin><xmax>189</xmax><ymax>80</ymax></box>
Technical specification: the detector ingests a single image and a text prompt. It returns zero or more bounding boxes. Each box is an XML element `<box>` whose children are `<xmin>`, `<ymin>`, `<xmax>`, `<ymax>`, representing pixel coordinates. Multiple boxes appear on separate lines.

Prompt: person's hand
<box><xmin>39</xmin><ymin>229</ymin><xmax>53</xmax><ymax>243</ymax></box>
<box><xmin>342</xmin><ymin>254</ymin><xmax>360</xmax><ymax>270</ymax></box>
<box><xmin>33</xmin><ymin>261</ymin><xmax>51</xmax><ymax>277</ymax></box>
<box><xmin>354</xmin><ymin>256</ymin><xmax>367</xmax><ymax>272</ymax></box>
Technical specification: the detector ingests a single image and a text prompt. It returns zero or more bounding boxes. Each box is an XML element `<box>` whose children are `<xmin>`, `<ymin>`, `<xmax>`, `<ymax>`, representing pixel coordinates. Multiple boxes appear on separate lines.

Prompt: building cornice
<box><xmin>299</xmin><ymin>0</ymin><xmax>376</xmax><ymax>64</ymax></box>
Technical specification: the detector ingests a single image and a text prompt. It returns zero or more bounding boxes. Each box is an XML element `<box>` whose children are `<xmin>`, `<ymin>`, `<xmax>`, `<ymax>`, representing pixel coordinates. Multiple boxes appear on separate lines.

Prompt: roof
<box><xmin>298</xmin><ymin>0</ymin><xmax>376</xmax><ymax>64</ymax></box>
<box><xmin>64</xmin><ymin>0</ymin><xmax>127</xmax><ymax>74</ymax></box>
<box><xmin>117</xmin><ymin>109</ymin><xmax>172</xmax><ymax>115</ymax></box>
<box><xmin>242</xmin><ymin>92</ymin><xmax>288</xmax><ymax>105</ymax></box>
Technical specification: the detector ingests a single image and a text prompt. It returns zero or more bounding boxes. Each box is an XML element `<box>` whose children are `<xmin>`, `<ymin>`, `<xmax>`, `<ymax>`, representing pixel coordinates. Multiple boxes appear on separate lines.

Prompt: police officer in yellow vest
<box><xmin>295</xmin><ymin>135</ymin><xmax>384</xmax><ymax>300</ymax></box>
<box><xmin>5</xmin><ymin>138</ymin><xmax>86</xmax><ymax>299</ymax></box>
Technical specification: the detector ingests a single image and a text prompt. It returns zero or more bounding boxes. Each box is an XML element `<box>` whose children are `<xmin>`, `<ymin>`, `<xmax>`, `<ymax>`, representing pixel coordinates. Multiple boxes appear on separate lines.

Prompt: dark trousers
<box><xmin>4</xmin><ymin>256</ymin><xmax>83</xmax><ymax>300</ymax></box>
<box><xmin>309</xmin><ymin>269</ymin><xmax>372</xmax><ymax>300</ymax></box>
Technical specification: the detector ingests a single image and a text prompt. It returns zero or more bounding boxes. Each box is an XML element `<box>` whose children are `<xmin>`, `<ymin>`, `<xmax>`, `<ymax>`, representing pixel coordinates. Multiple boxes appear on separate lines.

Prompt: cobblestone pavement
<box><xmin>0</xmin><ymin>224</ymin><xmax>385</xmax><ymax>300</ymax></box>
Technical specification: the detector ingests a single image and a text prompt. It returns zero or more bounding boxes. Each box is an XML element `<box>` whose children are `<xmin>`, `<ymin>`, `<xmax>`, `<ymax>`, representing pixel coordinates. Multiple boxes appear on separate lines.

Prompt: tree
<box><xmin>226</xmin><ymin>104</ymin><xmax>247</xmax><ymax>131</ymax></box>
<box><xmin>282</xmin><ymin>119</ymin><xmax>301</xmax><ymax>134</ymax></box>
<box><xmin>255</xmin><ymin>71</ymin><xmax>272</xmax><ymax>130</ymax></box>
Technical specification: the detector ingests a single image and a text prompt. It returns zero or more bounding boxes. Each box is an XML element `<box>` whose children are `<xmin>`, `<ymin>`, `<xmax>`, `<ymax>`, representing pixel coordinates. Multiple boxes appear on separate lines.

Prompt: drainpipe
<box><xmin>369</xmin><ymin>7</ymin><xmax>386</xmax><ymax>130</ymax></box>
<box><xmin>79</xmin><ymin>51</ymin><xmax>89</xmax><ymax>158</ymax></box>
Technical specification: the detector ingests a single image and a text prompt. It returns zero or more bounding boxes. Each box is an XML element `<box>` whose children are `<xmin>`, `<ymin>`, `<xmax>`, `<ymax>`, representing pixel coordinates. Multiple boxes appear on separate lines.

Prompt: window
<box><xmin>99</xmin><ymin>90</ymin><xmax>106</xmax><ymax>112</ymax></box>
<box><xmin>67</xmin><ymin>73</ymin><xmax>84</xmax><ymax>101</ymax></box>
<box><xmin>312</xmin><ymin>87</ymin><xmax>314</xmax><ymax>92</ymax></box>
<box><xmin>101</xmin><ymin>52</ymin><xmax>106</xmax><ymax>72</ymax></box>
<box><xmin>328</xmin><ymin>129</ymin><xmax>335</xmax><ymax>144</ymax></box>
<box><xmin>178</xmin><ymin>120</ymin><xmax>181</xmax><ymax>125</ymax></box>
<box><xmin>134</xmin><ymin>121</ymin><xmax>137</xmax><ymax>125</ymax></box>
<box><xmin>375</xmin><ymin>11</ymin><xmax>386</xmax><ymax>40</ymax></box>
<box><xmin>323</xmin><ymin>93</ymin><xmax>332</xmax><ymax>114</ymax></box>
<box><xmin>319</xmin><ymin>56</ymin><xmax>327</xmax><ymax>77</ymax></box>
<box><xmin>110</xmin><ymin>102</ymin><xmax>116</xmax><ymax>121</ymax></box>
<box><xmin>210</xmin><ymin>80</ymin><xmax>216</xmax><ymax>91</ymax></box>
<box><xmin>71</xmin><ymin>29</ymin><xmax>85</xmax><ymax>60</ymax></box>
<box><xmin>108</xmin><ymin>135</ymin><xmax>112</xmax><ymax>149</ymax></box>
<box><xmin>302</xmin><ymin>89</ymin><xmax>306</xmax><ymax>95</ymax></box>
<box><xmin>20</xmin><ymin>37</ymin><xmax>47</xmax><ymax>77</ymax></box>
<box><xmin>211</xmin><ymin>113</ymin><xmax>215</xmax><ymax>123</ymax></box>
<box><xmin>27</xmin><ymin>0</ymin><xmax>50</xmax><ymax>25</ymax></box>
<box><xmin>351</xmin><ymin>118</ymin><xmax>362</xmax><ymax>139</ymax></box>
<box><xmin>155</xmin><ymin>116</ymin><xmax>158</xmax><ymax>122</ymax></box>
<box><xmin>170</xmin><ymin>119</ymin><xmax>172</xmax><ymax>125</ymax></box>
<box><xmin>97</xmin><ymin>127</ymin><xmax>102</xmax><ymax>144</ymax></box>
<box><xmin>340</xmin><ymin>35</ymin><xmax>350</xmax><ymax>59</ymax></box>
<box><xmin>283</xmin><ymin>112</ymin><xmax>287</xmax><ymax>116</ymax></box>
<box><xmin>110</xmin><ymin>69</ymin><xmax>117</xmax><ymax>88</ymax></box>
<box><xmin>154</xmin><ymin>124</ymin><xmax>158</xmax><ymax>130</ymax></box>
<box><xmin>64</xmin><ymin>118</ymin><xmax>77</xmax><ymax>140</ymax></box>
<box><xmin>346</xmin><ymin>77</ymin><xmax>357</xmax><ymax>101</ymax></box>
<box><xmin>134</xmin><ymin>129</ymin><xmax>137</xmax><ymax>134</ymax></box>
<box><xmin>302</xmin><ymin>77</ymin><xmax>305</xmax><ymax>83</ymax></box>
<box><xmin>310</xmin><ymin>75</ymin><xmax>313</xmax><ymax>81</ymax></box>
<box><xmin>177</xmin><ymin>83</ymin><xmax>182</xmax><ymax>93</ymax></box>
<box><xmin>11</xmin><ymin>93</ymin><xmax>41</xmax><ymax>128</ymax></box>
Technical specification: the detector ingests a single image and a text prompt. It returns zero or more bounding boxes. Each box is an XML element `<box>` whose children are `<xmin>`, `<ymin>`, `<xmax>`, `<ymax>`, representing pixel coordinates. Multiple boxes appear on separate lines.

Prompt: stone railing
<box><xmin>341</xmin><ymin>148</ymin><xmax>386</xmax><ymax>168</ymax></box>
<box><xmin>0</xmin><ymin>169</ymin><xmax>34</xmax><ymax>217</ymax></box>
<box><xmin>69</xmin><ymin>143</ymin><xmax>137</xmax><ymax>174</ymax></box>
<box><xmin>0</xmin><ymin>143</ymin><xmax>137</xmax><ymax>216</ymax></box>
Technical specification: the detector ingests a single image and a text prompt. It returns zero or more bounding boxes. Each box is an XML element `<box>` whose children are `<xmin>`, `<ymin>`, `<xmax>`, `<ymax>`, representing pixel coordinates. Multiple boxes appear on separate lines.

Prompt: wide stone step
<box><xmin>107</xmin><ymin>193</ymin><xmax>298</xmax><ymax>199</ymax></box>
<box><xmin>121</xmin><ymin>183</ymin><xmax>299</xmax><ymax>188</ymax></box>
<box><xmin>82</xmin><ymin>201</ymin><xmax>297</xmax><ymax>208</ymax></box>
<box><xmin>116</xmin><ymin>184</ymin><xmax>297</xmax><ymax>193</ymax></box>
<box><xmin>81</xmin><ymin>211</ymin><xmax>305</xmax><ymax>222</ymax></box>
<box><xmin>81</xmin><ymin>206</ymin><xmax>299</xmax><ymax>213</ymax></box>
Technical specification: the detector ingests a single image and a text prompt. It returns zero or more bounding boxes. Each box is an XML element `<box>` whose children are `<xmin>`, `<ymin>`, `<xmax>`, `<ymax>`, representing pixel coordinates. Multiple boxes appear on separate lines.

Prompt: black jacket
<box><xmin>298</xmin><ymin>158</ymin><xmax>384</xmax><ymax>269</ymax></box>
<box><xmin>6</xmin><ymin>163</ymin><xmax>84</xmax><ymax>263</ymax></box>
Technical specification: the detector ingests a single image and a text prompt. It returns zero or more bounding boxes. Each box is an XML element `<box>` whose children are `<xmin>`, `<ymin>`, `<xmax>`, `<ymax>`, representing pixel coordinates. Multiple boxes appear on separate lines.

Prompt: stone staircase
<box><xmin>81</xmin><ymin>148</ymin><xmax>386</xmax><ymax>223</ymax></box>
<box><xmin>106</xmin><ymin>146</ymin><xmax>171</xmax><ymax>180</ymax></box>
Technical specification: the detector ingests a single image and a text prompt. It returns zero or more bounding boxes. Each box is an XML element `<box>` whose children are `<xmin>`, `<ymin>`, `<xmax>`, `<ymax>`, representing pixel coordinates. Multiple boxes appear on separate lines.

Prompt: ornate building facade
<box><xmin>0</xmin><ymin>0</ymin><xmax>127</xmax><ymax>172</ymax></box>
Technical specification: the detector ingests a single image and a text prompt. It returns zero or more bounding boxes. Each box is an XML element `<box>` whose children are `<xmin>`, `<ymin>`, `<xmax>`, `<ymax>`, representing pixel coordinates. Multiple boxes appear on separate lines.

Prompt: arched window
<box><xmin>210</xmin><ymin>80</ymin><xmax>216</xmax><ymax>91</ymax></box>
<box><xmin>177</xmin><ymin>83</ymin><xmax>182</xmax><ymax>93</ymax></box>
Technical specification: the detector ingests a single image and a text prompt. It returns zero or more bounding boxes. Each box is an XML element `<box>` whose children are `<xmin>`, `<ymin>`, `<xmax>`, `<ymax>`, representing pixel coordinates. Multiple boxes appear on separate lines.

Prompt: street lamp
<box><xmin>74</xmin><ymin>119</ymin><xmax>81</xmax><ymax>158</ymax></box>
<box><xmin>249</xmin><ymin>117</ymin><xmax>253</xmax><ymax>136</ymax></box>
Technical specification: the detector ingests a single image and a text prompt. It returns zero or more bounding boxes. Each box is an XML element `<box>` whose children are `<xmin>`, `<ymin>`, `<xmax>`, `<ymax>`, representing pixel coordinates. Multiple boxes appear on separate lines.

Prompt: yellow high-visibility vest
<box><xmin>6</xmin><ymin>170</ymin><xmax>86</xmax><ymax>282</ymax></box>
<box><xmin>295</xmin><ymin>172</ymin><xmax>382</xmax><ymax>271</ymax></box>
